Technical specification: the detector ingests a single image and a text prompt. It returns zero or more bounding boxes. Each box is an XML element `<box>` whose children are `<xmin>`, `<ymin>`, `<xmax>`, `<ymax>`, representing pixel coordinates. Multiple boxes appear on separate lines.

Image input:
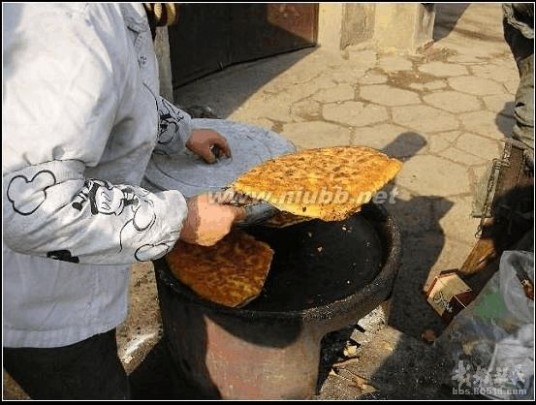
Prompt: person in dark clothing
<box><xmin>502</xmin><ymin>3</ymin><xmax>534</xmax><ymax>158</ymax></box>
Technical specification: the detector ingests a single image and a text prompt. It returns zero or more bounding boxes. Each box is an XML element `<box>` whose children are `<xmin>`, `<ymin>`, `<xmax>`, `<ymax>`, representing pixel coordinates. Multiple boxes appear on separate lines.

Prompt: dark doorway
<box><xmin>168</xmin><ymin>3</ymin><xmax>319</xmax><ymax>88</ymax></box>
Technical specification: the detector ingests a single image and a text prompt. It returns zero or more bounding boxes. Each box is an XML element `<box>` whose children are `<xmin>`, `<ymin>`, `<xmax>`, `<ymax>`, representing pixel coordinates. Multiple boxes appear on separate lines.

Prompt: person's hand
<box><xmin>210</xmin><ymin>189</ymin><xmax>279</xmax><ymax>226</ymax></box>
<box><xmin>179</xmin><ymin>193</ymin><xmax>246</xmax><ymax>246</ymax></box>
<box><xmin>186</xmin><ymin>129</ymin><xmax>231</xmax><ymax>163</ymax></box>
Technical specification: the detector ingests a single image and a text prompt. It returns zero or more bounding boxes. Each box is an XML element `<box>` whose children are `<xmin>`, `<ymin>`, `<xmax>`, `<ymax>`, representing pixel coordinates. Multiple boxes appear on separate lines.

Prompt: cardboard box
<box><xmin>425</xmin><ymin>271</ymin><xmax>475</xmax><ymax>323</ymax></box>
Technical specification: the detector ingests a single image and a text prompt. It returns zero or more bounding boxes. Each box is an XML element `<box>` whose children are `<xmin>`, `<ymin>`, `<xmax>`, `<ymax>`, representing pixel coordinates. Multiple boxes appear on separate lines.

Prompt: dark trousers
<box><xmin>503</xmin><ymin>17</ymin><xmax>534</xmax><ymax>150</ymax></box>
<box><xmin>3</xmin><ymin>329</ymin><xmax>130</xmax><ymax>400</ymax></box>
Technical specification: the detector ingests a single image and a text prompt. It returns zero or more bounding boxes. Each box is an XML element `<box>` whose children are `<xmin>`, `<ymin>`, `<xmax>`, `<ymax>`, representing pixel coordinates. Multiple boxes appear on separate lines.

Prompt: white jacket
<box><xmin>3</xmin><ymin>3</ymin><xmax>190</xmax><ymax>348</ymax></box>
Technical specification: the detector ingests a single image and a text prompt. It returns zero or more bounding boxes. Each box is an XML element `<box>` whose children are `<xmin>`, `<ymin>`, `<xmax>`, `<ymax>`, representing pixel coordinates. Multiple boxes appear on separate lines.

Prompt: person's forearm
<box><xmin>3</xmin><ymin>160</ymin><xmax>187</xmax><ymax>265</ymax></box>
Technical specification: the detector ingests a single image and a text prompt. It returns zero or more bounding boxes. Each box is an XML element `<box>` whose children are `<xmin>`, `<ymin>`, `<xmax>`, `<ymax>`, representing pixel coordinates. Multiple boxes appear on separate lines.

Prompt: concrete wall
<box><xmin>317</xmin><ymin>3</ymin><xmax>344</xmax><ymax>50</ymax></box>
<box><xmin>318</xmin><ymin>3</ymin><xmax>436</xmax><ymax>54</ymax></box>
<box><xmin>415</xmin><ymin>4</ymin><xmax>436</xmax><ymax>52</ymax></box>
<box><xmin>374</xmin><ymin>3</ymin><xmax>435</xmax><ymax>53</ymax></box>
<box><xmin>154</xmin><ymin>26</ymin><xmax>174</xmax><ymax>102</ymax></box>
<box><xmin>341</xmin><ymin>3</ymin><xmax>376</xmax><ymax>49</ymax></box>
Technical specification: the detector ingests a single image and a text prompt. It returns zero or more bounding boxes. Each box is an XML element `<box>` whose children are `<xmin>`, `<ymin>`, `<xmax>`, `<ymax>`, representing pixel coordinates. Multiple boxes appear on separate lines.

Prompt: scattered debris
<box><xmin>380</xmin><ymin>341</ymin><xmax>394</xmax><ymax>352</ymax></box>
<box><xmin>520</xmin><ymin>278</ymin><xmax>534</xmax><ymax>300</ymax></box>
<box><xmin>515</xmin><ymin>268</ymin><xmax>534</xmax><ymax>301</ymax></box>
<box><xmin>343</xmin><ymin>344</ymin><xmax>358</xmax><ymax>358</ymax></box>
<box><xmin>424</xmin><ymin>270</ymin><xmax>475</xmax><ymax>323</ymax></box>
<box><xmin>333</xmin><ymin>357</ymin><xmax>360</xmax><ymax>368</ymax></box>
<box><xmin>350</xmin><ymin>373</ymin><xmax>376</xmax><ymax>394</ymax></box>
<box><xmin>420</xmin><ymin>329</ymin><xmax>437</xmax><ymax>344</ymax></box>
<box><xmin>331</xmin><ymin>368</ymin><xmax>377</xmax><ymax>394</ymax></box>
<box><xmin>328</xmin><ymin>369</ymin><xmax>340</xmax><ymax>378</ymax></box>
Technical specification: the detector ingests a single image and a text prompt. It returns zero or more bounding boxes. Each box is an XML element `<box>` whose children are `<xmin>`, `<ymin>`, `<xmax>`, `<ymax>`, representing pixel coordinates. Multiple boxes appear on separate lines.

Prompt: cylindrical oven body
<box><xmin>154</xmin><ymin>203</ymin><xmax>401</xmax><ymax>399</ymax></box>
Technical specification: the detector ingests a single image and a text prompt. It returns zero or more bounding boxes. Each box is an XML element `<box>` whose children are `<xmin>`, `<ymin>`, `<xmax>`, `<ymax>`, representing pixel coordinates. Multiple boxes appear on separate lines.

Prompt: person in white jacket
<box><xmin>2</xmin><ymin>3</ymin><xmax>246</xmax><ymax>399</ymax></box>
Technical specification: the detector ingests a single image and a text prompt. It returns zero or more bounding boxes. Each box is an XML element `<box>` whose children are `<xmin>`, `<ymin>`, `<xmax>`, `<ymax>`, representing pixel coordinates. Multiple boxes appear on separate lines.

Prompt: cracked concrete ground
<box><xmin>171</xmin><ymin>3</ymin><xmax>518</xmax><ymax>342</ymax></box>
<box><xmin>3</xmin><ymin>3</ymin><xmax>523</xmax><ymax>400</ymax></box>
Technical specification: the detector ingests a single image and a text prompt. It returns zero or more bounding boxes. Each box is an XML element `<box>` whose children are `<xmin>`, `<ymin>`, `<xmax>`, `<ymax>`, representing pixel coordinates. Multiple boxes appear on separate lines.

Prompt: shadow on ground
<box><xmin>433</xmin><ymin>3</ymin><xmax>472</xmax><ymax>41</ymax></box>
<box><xmin>174</xmin><ymin>48</ymin><xmax>316</xmax><ymax>119</ymax></box>
<box><xmin>377</xmin><ymin>132</ymin><xmax>453</xmax><ymax>339</ymax></box>
<box><xmin>317</xmin><ymin>131</ymin><xmax>457</xmax><ymax>399</ymax></box>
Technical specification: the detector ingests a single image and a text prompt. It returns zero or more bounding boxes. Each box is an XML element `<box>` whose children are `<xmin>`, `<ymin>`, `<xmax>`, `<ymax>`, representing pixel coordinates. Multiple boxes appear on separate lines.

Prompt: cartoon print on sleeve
<box><xmin>7</xmin><ymin>170</ymin><xmax>57</xmax><ymax>216</ymax></box>
<box><xmin>135</xmin><ymin>243</ymin><xmax>171</xmax><ymax>262</ymax></box>
<box><xmin>47</xmin><ymin>249</ymin><xmax>80</xmax><ymax>263</ymax></box>
<box><xmin>72</xmin><ymin>179</ymin><xmax>136</xmax><ymax>214</ymax></box>
<box><xmin>72</xmin><ymin>179</ymin><xmax>160</xmax><ymax>261</ymax></box>
<box><xmin>157</xmin><ymin>97</ymin><xmax>185</xmax><ymax>146</ymax></box>
<box><xmin>119</xmin><ymin>192</ymin><xmax>172</xmax><ymax>261</ymax></box>
<box><xmin>120</xmin><ymin>189</ymin><xmax>171</xmax><ymax>262</ymax></box>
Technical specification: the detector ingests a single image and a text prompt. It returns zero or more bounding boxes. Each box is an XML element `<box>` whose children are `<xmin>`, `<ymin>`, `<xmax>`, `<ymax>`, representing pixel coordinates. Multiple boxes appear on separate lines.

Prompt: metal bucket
<box><xmin>154</xmin><ymin>203</ymin><xmax>401</xmax><ymax>399</ymax></box>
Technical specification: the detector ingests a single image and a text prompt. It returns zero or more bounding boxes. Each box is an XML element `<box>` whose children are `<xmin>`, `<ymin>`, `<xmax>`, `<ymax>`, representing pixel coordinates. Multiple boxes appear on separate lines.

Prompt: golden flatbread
<box><xmin>231</xmin><ymin>146</ymin><xmax>403</xmax><ymax>221</ymax></box>
<box><xmin>166</xmin><ymin>230</ymin><xmax>274</xmax><ymax>307</ymax></box>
